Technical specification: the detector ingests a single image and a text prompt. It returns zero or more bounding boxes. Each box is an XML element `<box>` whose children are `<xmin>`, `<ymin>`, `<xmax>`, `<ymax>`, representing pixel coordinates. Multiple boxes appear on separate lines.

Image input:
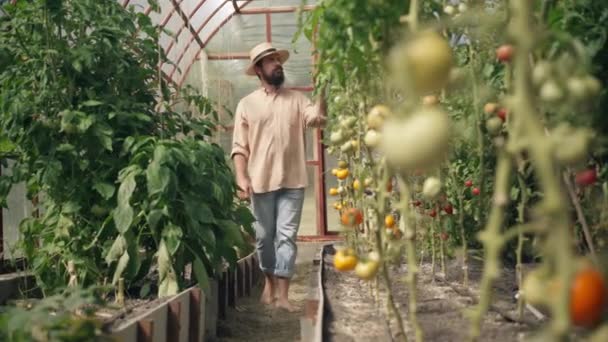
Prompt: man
<box><xmin>231</xmin><ymin>42</ymin><xmax>326</xmax><ymax>312</ymax></box>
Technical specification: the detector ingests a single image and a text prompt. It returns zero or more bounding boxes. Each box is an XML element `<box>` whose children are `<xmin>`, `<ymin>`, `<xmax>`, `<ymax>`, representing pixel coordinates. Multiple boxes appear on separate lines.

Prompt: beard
<box><xmin>261</xmin><ymin>67</ymin><xmax>285</xmax><ymax>87</ymax></box>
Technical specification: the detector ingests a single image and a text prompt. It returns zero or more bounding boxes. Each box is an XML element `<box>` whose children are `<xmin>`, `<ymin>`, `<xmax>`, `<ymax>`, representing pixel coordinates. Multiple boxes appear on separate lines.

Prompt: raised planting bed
<box><xmin>319</xmin><ymin>244</ymin><xmax>546</xmax><ymax>341</ymax></box>
<box><xmin>0</xmin><ymin>251</ymin><xmax>262</xmax><ymax>342</ymax></box>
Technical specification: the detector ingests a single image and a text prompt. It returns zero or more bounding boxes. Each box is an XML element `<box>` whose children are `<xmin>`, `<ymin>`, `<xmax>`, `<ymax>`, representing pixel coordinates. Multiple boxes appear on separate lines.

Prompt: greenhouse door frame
<box><xmin>203</xmin><ymin>5</ymin><xmax>337</xmax><ymax>240</ymax></box>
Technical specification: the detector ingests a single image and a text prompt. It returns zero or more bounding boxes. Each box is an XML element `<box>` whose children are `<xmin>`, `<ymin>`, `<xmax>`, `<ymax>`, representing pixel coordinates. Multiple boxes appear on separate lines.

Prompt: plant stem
<box><xmin>438</xmin><ymin>205</ymin><xmax>446</xmax><ymax>277</ymax></box>
<box><xmin>408</xmin><ymin>0</ymin><xmax>419</xmax><ymax>32</ymax></box>
<box><xmin>430</xmin><ymin>216</ymin><xmax>436</xmax><ymax>280</ymax></box>
<box><xmin>375</xmin><ymin>162</ymin><xmax>408</xmax><ymax>342</ymax></box>
<box><xmin>468</xmin><ymin>42</ymin><xmax>485</xmax><ymax>224</ymax></box>
<box><xmin>516</xmin><ymin>173</ymin><xmax>527</xmax><ymax>320</ymax></box>
<box><xmin>563</xmin><ymin>170</ymin><xmax>597</xmax><ymax>264</ymax></box>
<box><xmin>457</xmin><ymin>191</ymin><xmax>469</xmax><ymax>287</ymax></box>
<box><xmin>509</xmin><ymin>0</ymin><xmax>575</xmax><ymax>338</ymax></box>
<box><xmin>468</xmin><ymin>146</ymin><xmax>512</xmax><ymax>342</ymax></box>
<box><xmin>397</xmin><ymin>176</ymin><xmax>423</xmax><ymax>342</ymax></box>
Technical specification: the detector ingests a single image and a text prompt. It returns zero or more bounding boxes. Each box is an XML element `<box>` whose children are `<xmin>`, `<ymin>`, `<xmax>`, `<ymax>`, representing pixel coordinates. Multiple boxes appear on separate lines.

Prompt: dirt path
<box><xmin>324</xmin><ymin>251</ymin><xmax>539</xmax><ymax>342</ymax></box>
<box><xmin>214</xmin><ymin>258</ymin><xmax>316</xmax><ymax>342</ymax></box>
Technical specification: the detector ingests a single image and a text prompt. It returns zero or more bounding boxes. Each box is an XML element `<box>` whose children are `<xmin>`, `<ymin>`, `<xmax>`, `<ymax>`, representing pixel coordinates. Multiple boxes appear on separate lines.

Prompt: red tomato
<box><xmin>575</xmin><ymin>169</ymin><xmax>597</xmax><ymax>186</ymax></box>
<box><xmin>443</xmin><ymin>204</ymin><xmax>453</xmax><ymax>215</ymax></box>
<box><xmin>496</xmin><ymin>44</ymin><xmax>514</xmax><ymax>63</ymax></box>
<box><xmin>472</xmin><ymin>187</ymin><xmax>481</xmax><ymax>196</ymax></box>
<box><xmin>497</xmin><ymin>108</ymin><xmax>508</xmax><ymax>121</ymax></box>
<box><xmin>570</xmin><ymin>268</ymin><xmax>607</xmax><ymax>327</ymax></box>
<box><xmin>465</xmin><ymin>180</ymin><xmax>473</xmax><ymax>188</ymax></box>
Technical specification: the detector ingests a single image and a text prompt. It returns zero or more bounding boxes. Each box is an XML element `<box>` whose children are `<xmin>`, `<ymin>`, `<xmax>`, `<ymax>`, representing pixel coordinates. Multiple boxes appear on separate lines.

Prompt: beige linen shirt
<box><xmin>231</xmin><ymin>87</ymin><xmax>323</xmax><ymax>194</ymax></box>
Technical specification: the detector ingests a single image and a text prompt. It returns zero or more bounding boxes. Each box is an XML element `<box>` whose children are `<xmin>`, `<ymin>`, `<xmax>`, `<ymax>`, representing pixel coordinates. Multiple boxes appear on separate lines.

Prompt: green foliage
<box><xmin>0</xmin><ymin>286</ymin><xmax>110</xmax><ymax>342</ymax></box>
<box><xmin>0</xmin><ymin>0</ymin><xmax>254</xmax><ymax>297</ymax></box>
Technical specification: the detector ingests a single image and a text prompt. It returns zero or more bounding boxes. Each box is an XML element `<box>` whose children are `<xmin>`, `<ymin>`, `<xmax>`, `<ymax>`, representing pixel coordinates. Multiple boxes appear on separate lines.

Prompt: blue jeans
<box><xmin>250</xmin><ymin>188</ymin><xmax>305</xmax><ymax>278</ymax></box>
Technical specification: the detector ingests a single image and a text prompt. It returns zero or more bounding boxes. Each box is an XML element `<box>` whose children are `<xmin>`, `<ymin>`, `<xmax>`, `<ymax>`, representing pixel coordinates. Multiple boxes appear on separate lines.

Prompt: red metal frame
<box><xmin>265</xmin><ymin>13</ymin><xmax>271</xmax><ymax>42</ymax></box>
<box><xmin>168</xmin><ymin>1</ymin><xmax>230</xmax><ymax>79</ymax></box>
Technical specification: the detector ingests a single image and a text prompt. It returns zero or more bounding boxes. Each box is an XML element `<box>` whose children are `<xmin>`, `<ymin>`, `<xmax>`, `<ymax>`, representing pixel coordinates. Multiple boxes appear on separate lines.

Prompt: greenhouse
<box><xmin>0</xmin><ymin>0</ymin><xmax>607</xmax><ymax>341</ymax></box>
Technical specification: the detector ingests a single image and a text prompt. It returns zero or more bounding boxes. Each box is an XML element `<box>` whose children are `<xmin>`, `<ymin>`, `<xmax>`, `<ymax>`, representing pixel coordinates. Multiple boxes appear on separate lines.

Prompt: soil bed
<box><xmin>323</xmin><ymin>247</ymin><xmax>541</xmax><ymax>342</ymax></box>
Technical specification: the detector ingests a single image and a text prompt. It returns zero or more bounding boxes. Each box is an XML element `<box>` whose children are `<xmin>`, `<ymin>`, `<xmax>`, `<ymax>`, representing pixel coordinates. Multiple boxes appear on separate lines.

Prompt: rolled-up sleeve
<box><xmin>230</xmin><ymin>101</ymin><xmax>249</xmax><ymax>159</ymax></box>
<box><xmin>300</xmin><ymin>93</ymin><xmax>326</xmax><ymax>128</ymax></box>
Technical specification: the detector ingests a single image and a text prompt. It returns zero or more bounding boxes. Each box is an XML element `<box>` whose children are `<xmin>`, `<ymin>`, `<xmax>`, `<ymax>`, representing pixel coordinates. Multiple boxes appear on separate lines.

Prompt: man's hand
<box><xmin>308</xmin><ymin>115</ymin><xmax>327</xmax><ymax>128</ymax></box>
<box><xmin>236</xmin><ymin>175</ymin><xmax>253</xmax><ymax>200</ymax></box>
<box><xmin>233</xmin><ymin>154</ymin><xmax>251</xmax><ymax>200</ymax></box>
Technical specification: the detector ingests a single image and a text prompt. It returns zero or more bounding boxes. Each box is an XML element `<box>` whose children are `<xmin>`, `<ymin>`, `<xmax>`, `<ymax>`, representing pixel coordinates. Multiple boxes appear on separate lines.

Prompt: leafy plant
<box><xmin>0</xmin><ymin>0</ymin><xmax>254</xmax><ymax>297</ymax></box>
<box><xmin>0</xmin><ymin>286</ymin><xmax>110</xmax><ymax>342</ymax></box>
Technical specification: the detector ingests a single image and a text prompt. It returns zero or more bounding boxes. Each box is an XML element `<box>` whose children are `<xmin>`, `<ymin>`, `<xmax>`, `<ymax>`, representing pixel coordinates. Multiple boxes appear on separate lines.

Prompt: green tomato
<box><xmin>422</xmin><ymin>177</ymin><xmax>442</xmax><ymax>199</ymax></box>
<box><xmin>330</xmin><ymin>130</ymin><xmax>344</xmax><ymax>144</ymax></box>
<box><xmin>380</xmin><ymin>107</ymin><xmax>450</xmax><ymax>171</ymax></box>
<box><xmin>551</xmin><ymin>123</ymin><xmax>593</xmax><ymax>166</ymax></box>
<box><xmin>540</xmin><ymin>80</ymin><xmax>564</xmax><ymax>103</ymax></box>
<box><xmin>364</xmin><ymin>129</ymin><xmax>381</xmax><ymax>148</ymax></box>
<box><xmin>485</xmin><ymin>117</ymin><xmax>503</xmax><ymax>136</ymax></box>
<box><xmin>391</xmin><ymin>30</ymin><xmax>454</xmax><ymax>94</ymax></box>
<box><xmin>532</xmin><ymin>61</ymin><xmax>552</xmax><ymax>86</ymax></box>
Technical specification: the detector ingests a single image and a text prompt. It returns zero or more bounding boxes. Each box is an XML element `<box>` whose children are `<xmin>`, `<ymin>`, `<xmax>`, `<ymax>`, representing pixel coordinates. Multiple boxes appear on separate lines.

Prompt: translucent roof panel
<box><xmin>204</xmin><ymin>12</ymin><xmax>266</xmax><ymax>53</ymax></box>
<box><xmin>119</xmin><ymin>0</ymin><xmax>316</xmax><ymax>85</ymax></box>
<box><xmin>246</xmin><ymin>0</ymin><xmax>315</xmax><ymax>8</ymax></box>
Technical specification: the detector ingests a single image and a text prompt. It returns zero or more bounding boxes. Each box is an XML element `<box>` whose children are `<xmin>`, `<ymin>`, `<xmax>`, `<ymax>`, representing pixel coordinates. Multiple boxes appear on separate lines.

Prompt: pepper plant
<box><xmin>0</xmin><ymin>0</ymin><xmax>254</xmax><ymax>297</ymax></box>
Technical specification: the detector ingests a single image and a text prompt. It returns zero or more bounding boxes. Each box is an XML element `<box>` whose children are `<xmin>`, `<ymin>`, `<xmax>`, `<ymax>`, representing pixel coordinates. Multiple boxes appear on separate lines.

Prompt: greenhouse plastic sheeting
<box><xmin>118</xmin><ymin>0</ymin><xmax>315</xmax><ymax>86</ymax></box>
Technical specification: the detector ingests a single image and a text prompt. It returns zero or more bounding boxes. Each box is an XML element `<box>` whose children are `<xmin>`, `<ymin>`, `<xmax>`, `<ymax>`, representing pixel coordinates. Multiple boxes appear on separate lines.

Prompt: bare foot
<box><xmin>260</xmin><ymin>290</ymin><xmax>275</xmax><ymax>305</ymax></box>
<box><xmin>275</xmin><ymin>299</ymin><xmax>298</xmax><ymax>312</ymax></box>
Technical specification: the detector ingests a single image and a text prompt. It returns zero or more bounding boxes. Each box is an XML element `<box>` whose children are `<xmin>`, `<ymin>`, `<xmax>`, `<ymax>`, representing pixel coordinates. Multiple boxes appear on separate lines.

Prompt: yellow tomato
<box><xmin>353</xmin><ymin>179</ymin><xmax>361</xmax><ymax>191</ymax></box>
<box><xmin>334</xmin><ymin>249</ymin><xmax>358</xmax><ymax>271</ymax></box>
<box><xmin>329</xmin><ymin>187</ymin><xmax>339</xmax><ymax>196</ymax></box>
<box><xmin>336</xmin><ymin>168</ymin><xmax>349</xmax><ymax>180</ymax></box>
<box><xmin>331</xmin><ymin>168</ymin><xmax>339</xmax><ymax>176</ymax></box>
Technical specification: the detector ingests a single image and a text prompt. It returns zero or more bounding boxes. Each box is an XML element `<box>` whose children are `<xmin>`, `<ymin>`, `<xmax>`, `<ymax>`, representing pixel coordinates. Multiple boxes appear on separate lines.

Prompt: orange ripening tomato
<box><xmin>385</xmin><ymin>214</ymin><xmax>396</xmax><ymax>228</ymax></box>
<box><xmin>570</xmin><ymin>268</ymin><xmax>607</xmax><ymax>327</ymax></box>
<box><xmin>341</xmin><ymin>208</ymin><xmax>364</xmax><ymax>227</ymax></box>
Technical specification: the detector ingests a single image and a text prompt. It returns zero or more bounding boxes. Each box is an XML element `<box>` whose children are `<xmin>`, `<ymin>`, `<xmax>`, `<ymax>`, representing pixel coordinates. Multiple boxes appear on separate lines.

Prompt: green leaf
<box><xmin>139</xmin><ymin>283</ymin><xmax>151</xmax><ymax>298</ymax></box>
<box><xmin>185</xmin><ymin>200</ymin><xmax>215</xmax><ymax>224</ymax></box>
<box><xmin>147</xmin><ymin>209</ymin><xmax>164</xmax><ymax>231</ymax></box>
<box><xmin>117</xmin><ymin>173</ymin><xmax>136</xmax><ymax>205</ymax></box>
<box><xmin>193</xmin><ymin>256</ymin><xmax>210</xmax><ymax>293</ymax></box>
<box><xmin>93</xmin><ymin>182</ymin><xmax>115</xmax><ymax>200</ymax></box>
<box><xmin>0</xmin><ymin>135</ymin><xmax>16</xmax><ymax>154</ymax></box>
<box><xmin>56</xmin><ymin>143</ymin><xmax>75</xmax><ymax>152</ymax></box>
<box><xmin>105</xmin><ymin>236</ymin><xmax>127</xmax><ymax>265</ymax></box>
<box><xmin>221</xmin><ymin>220</ymin><xmax>245</xmax><ymax>248</ymax></box>
<box><xmin>81</xmin><ymin>100</ymin><xmax>103</xmax><ymax>107</ymax></box>
<box><xmin>62</xmin><ymin>201</ymin><xmax>81</xmax><ymax>214</ymax></box>
<box><xmin>162</xmin><ymin>224</ymin><xmax>183</xmax><ymax>256</ymax></box>
<box><xmin>78</xmin><ymin>115</ymin><xmax>94</xmax><ymax>132</ymax></box>
<box><xmin>234</xmin><ymin>205</ymin><xmax>255</xmax><ymax>226</ymax></box>
<box><xmin>112</xmin><ymin>251</ymin><xmax>130</xmax><ymax>285</ymax></box>
<box><xmin>114</xmin><ymin>204</ymin><xmax>134</xmax><ymax>234</ymax></box>
<box><xmin>146</xmin><ymin>162</ymin><xmax>171</xmax><ymax>196</ymax></box>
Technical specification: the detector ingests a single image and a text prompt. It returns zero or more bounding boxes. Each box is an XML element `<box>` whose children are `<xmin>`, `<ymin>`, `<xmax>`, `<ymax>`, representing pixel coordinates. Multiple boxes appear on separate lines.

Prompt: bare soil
<box><xmin>323</xmin><ymin>247</ymin><xmax>542</xmax><ymax>342</ymax></box>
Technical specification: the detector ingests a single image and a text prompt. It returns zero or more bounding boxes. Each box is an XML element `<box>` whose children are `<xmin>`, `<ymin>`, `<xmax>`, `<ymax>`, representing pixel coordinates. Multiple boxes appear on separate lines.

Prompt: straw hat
<box><xmin>245</xmin><ymin>42</ymin><xmax>289</xmax><ymax>76</ymax></box>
